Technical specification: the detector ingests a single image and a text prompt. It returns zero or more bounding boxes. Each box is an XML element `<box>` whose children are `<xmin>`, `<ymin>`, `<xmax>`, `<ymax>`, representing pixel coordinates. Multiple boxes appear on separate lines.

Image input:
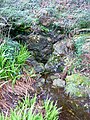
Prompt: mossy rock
<box><xmin>65</xmin><ymin>73</ymin><xmax>90</xmax><ymax>97</ymax></box>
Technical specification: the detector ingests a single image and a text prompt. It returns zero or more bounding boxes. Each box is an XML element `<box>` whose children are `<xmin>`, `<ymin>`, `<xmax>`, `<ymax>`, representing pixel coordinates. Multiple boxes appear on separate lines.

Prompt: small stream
<box><xmin>36</xmin><ymin>74</ymin><xmax>90</xmax><ymax>120</ymax></box>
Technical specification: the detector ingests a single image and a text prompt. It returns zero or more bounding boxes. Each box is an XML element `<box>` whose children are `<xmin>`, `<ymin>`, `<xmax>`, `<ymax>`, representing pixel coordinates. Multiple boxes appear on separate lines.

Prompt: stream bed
<box><xmin>35</xmin><ymin>73</ymin><xmax>90</xmax><ymax>120</ymax></box>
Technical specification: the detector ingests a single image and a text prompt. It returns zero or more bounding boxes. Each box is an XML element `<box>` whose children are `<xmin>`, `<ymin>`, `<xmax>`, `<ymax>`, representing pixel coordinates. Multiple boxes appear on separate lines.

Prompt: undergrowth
<box><xmin>0</xmin><ymin>95</ymin><xmax>61</xmax><ymax>120</ymax></box>
<box><xmin>65</xmin><ymin>35</ymin><xmax>87</xmax><ymax>73</ymax></box>
<box><xmin>0</xmin><ymin>38</ymin><xmax>30</xmax><ymax>84</ymax></box>
<box><xmin>65</xmin><ymin>34</ymin><xmax>90</xmax><ymax>98</ymax></box>
<box><xmin>74</xmin><ymin>36</ymin><xmax>86</xmax><ymax>56</ymax></box>
<box><xmin>0</xmin><ymin>0</ymin><xmax>90</xmax><ymax>37</ymax></box>
<box><xmin>65</xmin><ymin>74</ymin><xmax>90</xmax><ymax>97</ymax></box>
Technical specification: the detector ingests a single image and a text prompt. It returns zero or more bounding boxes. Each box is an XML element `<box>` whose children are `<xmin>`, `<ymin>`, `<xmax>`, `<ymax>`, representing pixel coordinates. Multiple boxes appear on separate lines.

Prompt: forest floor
<box><xmin>0</xmin><ymin>0</ymin><xmax>90</xmax><ymax>120</ymax></box>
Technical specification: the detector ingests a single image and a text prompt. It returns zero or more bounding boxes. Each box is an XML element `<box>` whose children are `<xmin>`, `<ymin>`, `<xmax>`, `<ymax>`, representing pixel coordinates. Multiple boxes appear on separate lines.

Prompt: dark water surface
<box><xmin>36</xmin><ymin>74</ymin><xmax>90</xmax><ymax>120</ymax></box>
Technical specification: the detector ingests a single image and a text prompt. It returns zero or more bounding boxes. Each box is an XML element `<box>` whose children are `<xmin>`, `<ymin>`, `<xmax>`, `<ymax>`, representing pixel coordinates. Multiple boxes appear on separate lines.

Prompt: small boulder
<box><xmin>53</xmin><ymin>78</ymin><xmax>65</xmax><ymax>88</ymax></box>
<box><xmin>27</xmin><ymin>35</ymin><xmax>53</xmax><ymax>63</ymax></box>
<box><xmin>53</xmin><ymin>41</ymin><xmax>67</xmax><ymax>56</ymax></box>
<box><xmin>26</xmin><ymin>57</ymin><xmax>45</xmax><ymax>73</ymax></box>
<box><xmin>45</xmin><ymin>54</ymin><xmax>64</xmax><ymax>72</ymax></box>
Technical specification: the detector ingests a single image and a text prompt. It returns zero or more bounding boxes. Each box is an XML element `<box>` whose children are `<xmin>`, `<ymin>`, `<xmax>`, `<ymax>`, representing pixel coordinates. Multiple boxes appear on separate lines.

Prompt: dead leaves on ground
<box><xmin>0</xmin><ymin>73</ymin><xmax>36</xmax><ymax>114</ymax></box>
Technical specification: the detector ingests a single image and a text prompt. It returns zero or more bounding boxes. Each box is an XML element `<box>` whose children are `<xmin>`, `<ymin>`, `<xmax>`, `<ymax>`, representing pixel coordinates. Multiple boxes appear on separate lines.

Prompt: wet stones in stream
<box><xmin>53</xmin><ymin>78</ymin><xmax>65</xmax><ymax>88</ymax></box>
<box><xmin>45</xmin><ymin>73</ymin><xmax>65</xmax><ymax>88</ymax></box>
<box><xmin>26</xmin><ymin>57</ymin><xmax>45</xmax><ymax>73</ymax></box>
<box><xmin>45</xmin><ymin>56</ymin><xmax>64</xmax><ymax>73</ymax></box>
<box><xmin>45</xmin><ymin>39</ymin><xmax>75</xmax><ymax>73</ymax></box>
<box><xmin>15</xmin><ymin>34</ymin><xmax>53</xmax><ymax>63</ymax></box>
<box><xmin>36</xmin><ymin>73</ymin><xmax>90</xmax><ymax>120</ymax></box>
<box><xmin>13</xmin><ymin>31</ymin><xmax>65</xmax><ymax>64</ymax></box>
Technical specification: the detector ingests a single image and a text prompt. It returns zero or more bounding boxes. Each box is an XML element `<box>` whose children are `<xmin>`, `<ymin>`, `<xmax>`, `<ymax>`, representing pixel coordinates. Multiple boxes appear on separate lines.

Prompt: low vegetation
<box><xmin>0</xmin><ymin>0</ymin><xmax>90</xmax><ymax>119</ymax></box>
<box><xmin>0</xmin><ymin>95</ymin><xmax>60</xmax><ymax>120</ymax></box>
<box><xmin>65</xmin><ymin>73</ymin><xmax>90</xmax><ymax>97</ymax></box>
<box><xmin>0</xmin><ymin>38</ymin><xmax>30</xmax><ymax>84</ymax></box>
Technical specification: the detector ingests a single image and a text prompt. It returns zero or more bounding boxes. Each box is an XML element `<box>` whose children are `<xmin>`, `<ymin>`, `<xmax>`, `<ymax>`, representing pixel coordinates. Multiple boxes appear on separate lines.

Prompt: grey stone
<box><xmin>53</xmin><ymin>78</ymin><xmax>65</xmax><ymax>88</ymax></box>
<box><xmin>45</xmin><ymin>54</ymin><xmax>64</xmax><ymax>72</ymax></box>
<box><xmin>53</xmin><ymin>41</ymin><xmax>67</xmax><ymax>56</ymax></box>
<box><xmin>36</xmin><ymin>78</ymin><xmax>45</xmax><ymax>87</ymax></box>
<box><xmin>82</xmin><ymin>42</ymin><xmax>90</xmax><ymax>53</ymax></box>
<box><xmin>26</xmin><ymin>58</ymin><xmax>45</xmax><ymax>73</ymax></box>
<box><xmin>39</xmin><ymin>78</ymin><xmax>45</xmax><ymax>84</ymax></box>
<box><xmin>27</xmin><ymin>35</ymin><xmax>53</xmax><ymax>62</ymax></box>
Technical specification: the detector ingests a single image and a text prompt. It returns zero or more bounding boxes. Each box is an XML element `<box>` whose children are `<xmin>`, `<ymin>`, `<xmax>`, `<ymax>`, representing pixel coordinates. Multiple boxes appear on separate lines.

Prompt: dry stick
<box><xmin>0</xmin><ymin>16</ymin><xmax>12</xmax><ymax>38</ymax></box>
<box><xmin>0</xmin><ymin>81</ymin><xmax>9</xmax><ymax>88</ymax></box>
